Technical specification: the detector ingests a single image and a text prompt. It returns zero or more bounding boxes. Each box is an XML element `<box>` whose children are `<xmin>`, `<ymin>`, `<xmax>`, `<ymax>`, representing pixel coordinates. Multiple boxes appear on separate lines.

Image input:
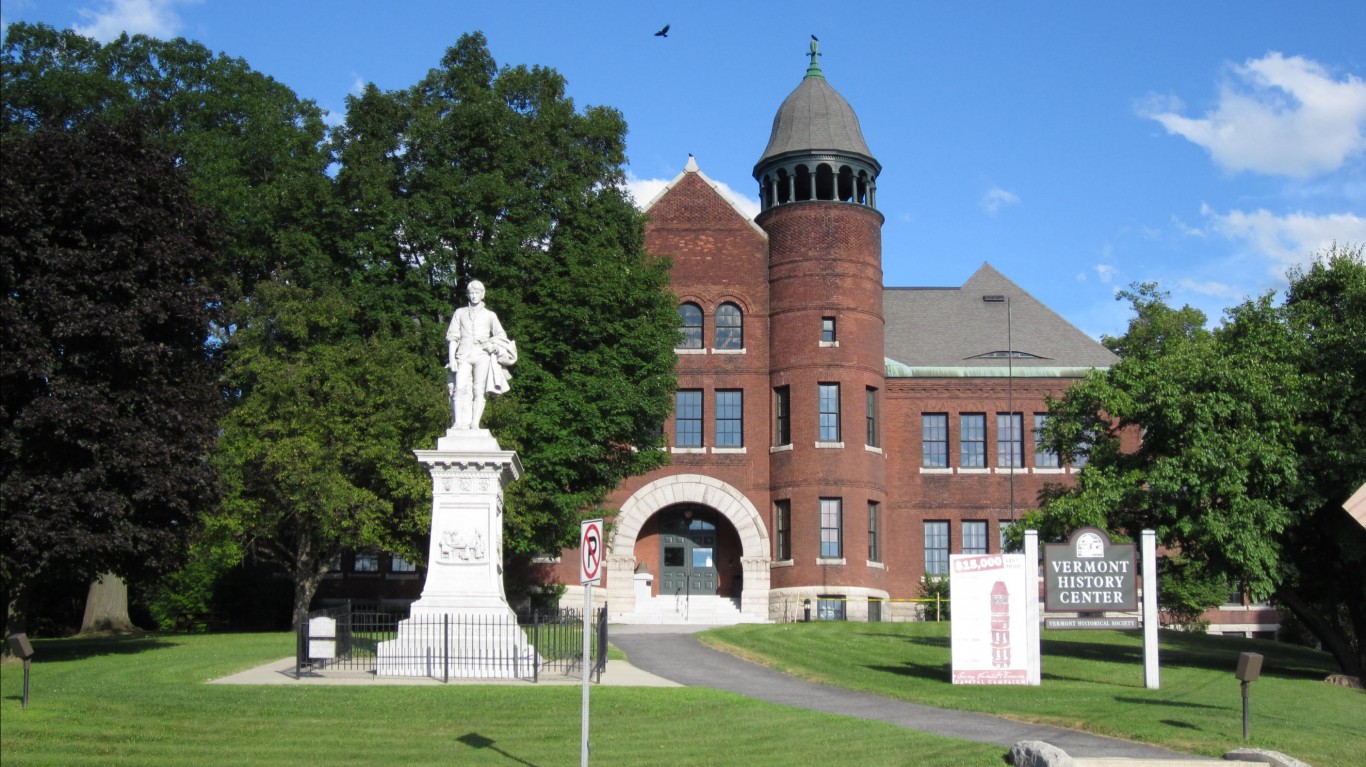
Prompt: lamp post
<box><xmin>983</xmin><ymin>295</ymin><xmax>1016</xmax><ymax>522</ymax></box>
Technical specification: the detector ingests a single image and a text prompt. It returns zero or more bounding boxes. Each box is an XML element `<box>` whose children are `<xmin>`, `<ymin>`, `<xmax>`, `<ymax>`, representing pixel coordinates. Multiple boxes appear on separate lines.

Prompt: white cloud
<box><xmin>980</xmin><ymin>186</ymin><xmax>1020</xmax><ymax>216</ymax></box>
<box><xmin>1175</xmin><ymin>278</ymin><xmax>1242</xmax><ymax>300</ymax></box>
<box><xmin>72</xmin><ymin>0</ymin><xmax>195</xmax><ymax>42</ymax></box>
<box><xmin>1202</xmin><ymin>204</ymin><xmax>1366</xmax><ymax>276</ymax></box>
<box><xmin>1139</xmin><ymin>52</ymin><xmax>1366</xmax><ymax>177</ymax></box>
<box><xmin>1094</xmin><ymin>264</ymin><xmax>1117</xmax><ymax>284</ymax></box>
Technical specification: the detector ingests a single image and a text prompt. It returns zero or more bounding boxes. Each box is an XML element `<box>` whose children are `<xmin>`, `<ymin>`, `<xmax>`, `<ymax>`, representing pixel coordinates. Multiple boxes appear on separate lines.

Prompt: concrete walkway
<box><xmin>609</xmin><ymin>625</ymin><xmax>1218</xmax><ymax>764</ymax></box>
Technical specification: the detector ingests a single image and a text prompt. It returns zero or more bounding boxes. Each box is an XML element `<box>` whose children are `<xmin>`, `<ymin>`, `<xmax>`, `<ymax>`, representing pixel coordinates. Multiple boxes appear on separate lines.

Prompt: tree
<box><xmin>214</xmin><ymin>279</ymin><xmax>446</xmax><ymax>622</ymax></box>
<box><xmin>2</xmin><ymin>22</ymin><xmax>334</xmax><ymax>303</ymax></box>
<box><xmin>0</xmin><ymin>119</ymin><xmax>223</xmax><ymax>639</ymax></box>
<box><xmin>330</xmin><ymin>33</ymin><xmax>679</xmax><ymax>555</ymax></box>
<box><xmin>3</xmin><ymin>23</ymin><xmax>335</xmax><ymax>628</ymax></box>
<box><xmin>1027</xmin><ymin>244</ymin><xmax>1366</xmax><ymax>676</ymax></box>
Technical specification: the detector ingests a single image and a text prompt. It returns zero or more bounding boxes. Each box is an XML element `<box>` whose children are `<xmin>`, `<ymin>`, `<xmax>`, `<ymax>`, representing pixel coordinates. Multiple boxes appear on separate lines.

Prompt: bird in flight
<box><xmin>655</xmin><ymin>24</ymin><xmax>670</xmax><ymax>38</ymax></box>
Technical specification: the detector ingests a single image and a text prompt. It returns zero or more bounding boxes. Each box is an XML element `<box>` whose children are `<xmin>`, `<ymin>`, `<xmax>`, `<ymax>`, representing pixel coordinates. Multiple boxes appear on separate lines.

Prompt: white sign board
<box><xmin>950</xmin><ymin>553</ymin><xmax>1036</xmax><ymax>685</ymax></box>
<box><xmin>580</xmin><ymin>518</ymin><xmax>604</xmax><ymax>585</ymax></box>
<box><xmin>308</xmin><ymin>616</ymin><xmax>337</xmax><ymax>660</ymax></box>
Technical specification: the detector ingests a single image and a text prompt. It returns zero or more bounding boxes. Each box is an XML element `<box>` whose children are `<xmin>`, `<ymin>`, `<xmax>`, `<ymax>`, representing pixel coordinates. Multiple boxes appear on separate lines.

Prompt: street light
<box><xmin>983</xmin><ymin>294</ymin><xmax>1016</xmax><ymax>522</ymax></box>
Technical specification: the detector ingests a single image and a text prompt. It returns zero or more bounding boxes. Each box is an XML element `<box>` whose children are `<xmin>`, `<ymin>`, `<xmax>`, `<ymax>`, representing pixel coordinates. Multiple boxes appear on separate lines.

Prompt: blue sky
<box><xmin>6</xmin><ymin>1</ymin><xmax>1365</xmax><ymax>340</ymax></box>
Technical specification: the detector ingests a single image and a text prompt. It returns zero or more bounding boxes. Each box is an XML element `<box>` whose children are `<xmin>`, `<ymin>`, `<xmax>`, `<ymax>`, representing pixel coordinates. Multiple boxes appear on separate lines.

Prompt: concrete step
<box><xmin>617</xmin><ymin>596</ymin><xmax>763</xmax><ymax>625</ymax></box>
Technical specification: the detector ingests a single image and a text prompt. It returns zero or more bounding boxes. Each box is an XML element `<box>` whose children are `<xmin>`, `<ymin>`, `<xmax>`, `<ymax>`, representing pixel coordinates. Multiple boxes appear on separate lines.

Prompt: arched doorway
<box><xmin>606</xmin><ymin>474</ymin><xmax>771</xmax><ymax>622</ymax></box>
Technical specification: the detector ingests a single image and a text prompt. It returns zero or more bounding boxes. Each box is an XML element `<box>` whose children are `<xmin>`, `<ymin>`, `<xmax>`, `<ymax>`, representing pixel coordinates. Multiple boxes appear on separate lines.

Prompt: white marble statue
<box><xmin>446</xmin><ymin>280</ymin><xmax>517</xmax><ymax>430</ymax></box>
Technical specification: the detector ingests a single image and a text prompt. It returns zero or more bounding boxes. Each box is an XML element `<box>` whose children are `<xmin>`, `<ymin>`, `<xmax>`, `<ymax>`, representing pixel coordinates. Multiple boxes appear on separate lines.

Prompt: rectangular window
<box><xmin>922</xmin><ymin>413</ymin><xmax>948</xmax><ymax>467</ymax></box>
<box><xmin>960</xmin><ymin>414</ymin><xmax>986</xmax><ymax>468</ymax></box>
<box><xmin>773</xmin><ymin>386</ymin><xmax>791</xmax><ymax>446</ymax></box>
<box><xmin>391</xmin><ymin>555</ymin><xmax>418</xmax><ymax>573</ymax></box>
<box><xmin>924</xmin><ymin>521</ymin><xmax>950</xmax><ymax>575</ymax></box>
<box><xmin>821</xmin><ymin>317</ymin><xmax>837</xmax><ymax>343</ymax></box>
<box><xmin>820</xmin><ymin>498</ymin><xmax>842</xmax><ymax>558</ymax></box>
<box><xmin>354</xmin><ymin>551</ymin><xmax>380</xmax><ymax>573</ymax></box>
<box><xmin>715</xmin><ymin>390</ymin><xmax>743</xmax><ymax>447</ymax></box>
<box><xmin>817</xmin><ymin>596</ymin><xmax>846</xmax><ymax>621</ymax></box>
<box><xmin>674</xmin><ymin>390</ymin><xmax>702</xmax><ymax>447</ymax></box>
<box><xmin>997</xmin><ymin>413</ymin><xmax>1023</xmax><ymax>468</ymax></box>
<box><xmin>868</xmin><ymin>501</ymin><xmax>881</xmax><ymax>562</ymax></box>
<box><xmin>1073</xmin><ymin>434</ymin><xmax>1090</xmax><ymax>468</ymax></box>
<box><xmin>865</xmin><ymin>387</ymin><xmax>879</xmax><ymax>447</ymax></box>
<box><xmin>963</xmin><ymin>521</ymin><xmax>988</xmax><ymax>555</ymax></box>
<box><xmin>774</xmin><ymin>500</ymin><xmax>791</xmax><ymax>560</ymax></box>
<box><xmin>818</xmin><ymin>383</ymin><xmax>841</xmax><ymax>442</ymax></box>
<box><xmin>1034</xmin><ymin>413</ymin><xmax>1060</xmax><ymax>468</ymax></box>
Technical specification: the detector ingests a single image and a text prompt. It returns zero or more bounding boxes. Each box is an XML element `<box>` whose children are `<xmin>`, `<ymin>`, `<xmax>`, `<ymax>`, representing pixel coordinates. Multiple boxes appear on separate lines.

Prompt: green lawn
<box><xmin>1</xmin><ymin>632</ymin><xmax>1003</xmax><ymax>766</ymax></box>
<box><xmin>703</xmin><ymin>622</ymin><xmax>1365</xmax><ymax>767</ymax></box>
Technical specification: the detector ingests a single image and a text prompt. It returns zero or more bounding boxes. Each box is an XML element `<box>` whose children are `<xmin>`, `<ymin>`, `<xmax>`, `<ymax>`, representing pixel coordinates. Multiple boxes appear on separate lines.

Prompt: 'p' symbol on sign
<box><xmin>580</xmin><ymin>518</ymin><xmax>604</xmax><ymax>585</ymax></box>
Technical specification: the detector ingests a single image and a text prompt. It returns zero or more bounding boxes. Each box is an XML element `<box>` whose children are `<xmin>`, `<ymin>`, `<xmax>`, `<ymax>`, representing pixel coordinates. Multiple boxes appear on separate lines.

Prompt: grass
<box><xmin>703</xmin><ymin>622</ymin><xmax>1366</xmax><ymax>767</ymax></box>
<box><xmin>1</xmin><ymin>631</ymin><xmax>1004</xmax><ymax>766</ymax></box>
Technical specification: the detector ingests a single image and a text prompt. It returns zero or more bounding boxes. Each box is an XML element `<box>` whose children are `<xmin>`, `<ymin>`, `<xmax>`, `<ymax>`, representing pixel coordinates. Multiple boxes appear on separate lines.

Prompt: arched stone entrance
<box><xmin>606</xmin><ymin>474</ymin><xmax>770</xmax><ymax>622</ymax></box>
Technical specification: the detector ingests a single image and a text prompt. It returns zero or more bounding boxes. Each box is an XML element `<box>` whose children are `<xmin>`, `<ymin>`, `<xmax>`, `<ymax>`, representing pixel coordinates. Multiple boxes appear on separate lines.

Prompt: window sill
<box><xmin>920</xmin><ymin>467</ymin><xmax>953</xmax><ymax>474</ymax></box>
<box><xmin>817</xmin><ymin>557</ymin><xmax>846</xmax><ymax>566</ymax></box>
<box><xmin>819</xmin><ymin>341</ymin><xmax>840</xmax><ymax>348</ymax></box>
<box><xmin>712</xmin><ymin>348</ymin><xmax>746</xmax><ymax>355</ymax></box>
<box><xmin>1033</xmin><ymin>467</ymin><xmax>1066</xmax><ymax>474</ymax></box>
<box><xmin>712</xmin><ymin>447</ymin><xmax>747</xmax><ymax>454</ymax></box>
<box><xmin>675</xmin><ymin>348</ymin><xmax>706</xmax><ymax>355</ymax></box>
<box><xmin>994</xmin><ymin>467</ymin><xmax>1027</xmax><ymax>475</ymax></box>
<box><xmin>814</xmin><ymin>441</ymin><xmax>844</xmax><ymax>449</ymax></box>
<box><xmin>957</xmin><ymin>467</ymin><xmax>990</xmax><ymax>474</ymax></box>
<box><xmin>866</xmin><ymin>560</ymin><xmax>886</xmax><ymax>570</ymax></box>
<box><xmin>386</xmin><ymin>572</ymin><xmax>420</xmax><ymax>580</ymax></box>
<box><xmin>865</xmin><ymin>445</ymin><xmax>883</xmax><ymax>455</ymax></box>
<box><xmin>770</xmin><ymin>559</ymin><xmax>794</xmax><ymax>569</ymax></box>
<box><xmin>670</xmin><ymin>447</ymin><xmax>706</xmax><ymax>454</ymax></box>
<box><xmin>770</xmin><ymin>444</ymin><xmax>793</xmax><ymax>453</ymax></box>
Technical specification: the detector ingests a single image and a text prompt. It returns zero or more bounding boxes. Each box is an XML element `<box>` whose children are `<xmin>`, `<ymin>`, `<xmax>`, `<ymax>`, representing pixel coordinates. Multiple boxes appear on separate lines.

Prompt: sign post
<box><xmin>579</xmin><ymin>518</ymin><xmax>604</xmax><ymax>767</ymax></box>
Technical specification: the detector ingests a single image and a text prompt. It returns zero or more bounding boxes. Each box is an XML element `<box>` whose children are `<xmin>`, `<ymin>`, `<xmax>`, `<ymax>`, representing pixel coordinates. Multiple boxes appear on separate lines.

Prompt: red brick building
<box><xmin>540</xmin><ymin>49</ymin><xmax>1125</xmax><ymax>624</ymax></box>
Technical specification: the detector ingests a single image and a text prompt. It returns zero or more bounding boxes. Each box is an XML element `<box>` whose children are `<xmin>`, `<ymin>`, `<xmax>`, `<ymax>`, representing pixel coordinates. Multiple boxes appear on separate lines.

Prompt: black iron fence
<box><xmin>296</xmin><ymin>602</ymin><xmax>608</xmax><ymax>683</ymax></box>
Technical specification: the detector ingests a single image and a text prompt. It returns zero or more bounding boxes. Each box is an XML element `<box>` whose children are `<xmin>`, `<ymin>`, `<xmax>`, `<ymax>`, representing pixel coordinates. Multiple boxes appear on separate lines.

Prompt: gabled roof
<box><xmin>643</xmin><ymin>155</ymin><xmax>767</xmax><ymax>239</ymax></box>
<box><xmin>883</xmin><ymin>263</ymin><xmax>1117</xmax><ymax>375</ymax></box>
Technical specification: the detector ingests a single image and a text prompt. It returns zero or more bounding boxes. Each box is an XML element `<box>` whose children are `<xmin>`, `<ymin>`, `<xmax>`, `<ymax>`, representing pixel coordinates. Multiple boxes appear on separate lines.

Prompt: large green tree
<box><xmin>214</xmin><ymin>279</ymin><xmax>444</xmax><ymax>622</ymax></box>
<box><xmin>0</xmin><ymin>119</ymin><xmax>223</xmax><ymax>638</ymax></box>
<box><xmin>331</xmin><ymin>33</ymin><xmax>679</xmax><ymax>555</ymax></box>
<box><xmin>1028</xmin><ymin>244</ymin><xmax>1366</xmax><ymax>676</ymax></box>
<box><xmin>2</xmin><ymin>22</ymin><xmax>334</xmax><ymax>304</ymax></box>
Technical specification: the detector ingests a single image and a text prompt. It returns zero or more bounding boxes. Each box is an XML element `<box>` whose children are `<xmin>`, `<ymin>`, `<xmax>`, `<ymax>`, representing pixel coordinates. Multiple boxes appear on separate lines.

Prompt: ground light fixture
<box><xmin>7</xmin><ymin>633</ymin><xmax>35</xmax><ymax>708</ymax></box>
<box><xmin>1235</xmin><ymin>651</ymin><xmax>1264</xmax><ymax>740</ymax></box>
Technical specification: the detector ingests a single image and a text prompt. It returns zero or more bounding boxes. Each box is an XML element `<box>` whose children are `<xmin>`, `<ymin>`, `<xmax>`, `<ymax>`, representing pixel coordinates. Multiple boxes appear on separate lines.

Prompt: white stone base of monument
<box><xmin>376</xmin><ymin>428</ymin><xmax>540</xmax><ymax>679</ymax></box>
<box><xmin>376</xmin><ymin>607</ymin><xmax>538</xmax><ymax>678</ymax></box>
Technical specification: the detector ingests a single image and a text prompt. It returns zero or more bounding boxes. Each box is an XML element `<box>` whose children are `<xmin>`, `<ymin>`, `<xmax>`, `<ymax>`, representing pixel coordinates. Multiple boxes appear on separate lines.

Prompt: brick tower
<box><xmin>754</xmin><ymin>40</ymin><xmax>888</xmax><ymax>618</ymax></box>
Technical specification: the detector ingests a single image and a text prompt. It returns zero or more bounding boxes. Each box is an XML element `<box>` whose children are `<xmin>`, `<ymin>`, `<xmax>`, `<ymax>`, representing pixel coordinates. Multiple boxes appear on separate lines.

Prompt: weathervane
<box><xmin>806</xmin><ymin>35</ymin><xmax>823</xmax><ymax>78</ymax></box>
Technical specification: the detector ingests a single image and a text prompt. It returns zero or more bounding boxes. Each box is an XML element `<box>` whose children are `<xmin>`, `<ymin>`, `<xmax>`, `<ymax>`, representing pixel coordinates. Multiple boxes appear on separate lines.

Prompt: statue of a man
<box><xmin>447</xmin><ymin>280</ymin><xmax>517</xmax><ymax>430</ymax></box>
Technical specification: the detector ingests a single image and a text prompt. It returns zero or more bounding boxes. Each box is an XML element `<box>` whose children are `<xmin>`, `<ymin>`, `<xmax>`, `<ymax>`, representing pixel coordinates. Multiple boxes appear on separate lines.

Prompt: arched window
<box><xmin>715</xmin><ymin>303</ymin><xmax>743</xmax><ymax>349</ymax></box>
<box><xmin>678</xmin><ymin>303</ymin><xmax>703</xmax><ymax>349</ymax></box>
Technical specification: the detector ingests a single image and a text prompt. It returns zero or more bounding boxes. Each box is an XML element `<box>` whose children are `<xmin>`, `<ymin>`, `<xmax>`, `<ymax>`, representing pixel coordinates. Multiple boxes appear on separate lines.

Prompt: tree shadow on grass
<box><xmin>862</xmin><ymin>632</ymin><xmax>950</xmax><ymax>649</ymax></box>
<box><xmin>26</xmin><ymin>635</ymin><xmax>178</xmax><ymax>662</ymax></box>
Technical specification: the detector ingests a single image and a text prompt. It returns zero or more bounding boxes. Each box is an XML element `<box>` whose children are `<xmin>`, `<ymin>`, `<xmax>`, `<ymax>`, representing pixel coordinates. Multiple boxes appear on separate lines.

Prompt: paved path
<box><xmin>609</xmin><ymin>626</ymin><xmax>1216</xmax><ymax>763</ymax></box>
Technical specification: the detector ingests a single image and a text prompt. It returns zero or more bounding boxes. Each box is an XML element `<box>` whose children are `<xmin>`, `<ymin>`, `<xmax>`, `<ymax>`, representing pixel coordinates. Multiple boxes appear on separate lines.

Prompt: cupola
<box><xmin>753</xmin><ymin>39</ymin><xmax>881</xmax><ymax>212</ymax></box>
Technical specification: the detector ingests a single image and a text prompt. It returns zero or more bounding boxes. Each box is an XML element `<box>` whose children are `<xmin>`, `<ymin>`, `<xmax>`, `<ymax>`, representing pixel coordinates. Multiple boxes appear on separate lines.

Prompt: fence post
<box><xmin>533</xmin><ymin>611</ymin><xmax>540</xmax><ymax>683</ymax></box>
<box><xmin>443</xmin><ymin>614</ymin><xmax>450</xmax><ymax>683</ymax></box>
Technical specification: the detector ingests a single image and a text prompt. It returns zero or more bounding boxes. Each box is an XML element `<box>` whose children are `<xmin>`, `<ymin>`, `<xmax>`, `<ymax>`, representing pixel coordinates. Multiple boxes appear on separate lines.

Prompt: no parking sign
<box><xmin>580</xmin><ymin>518</ymin><xmax>603</xmax><ymax>585</ymax></box>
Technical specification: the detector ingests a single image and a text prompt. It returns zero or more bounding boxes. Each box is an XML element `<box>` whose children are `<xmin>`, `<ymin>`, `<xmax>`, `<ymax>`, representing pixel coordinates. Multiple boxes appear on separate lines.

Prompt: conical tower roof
<box><xmin>755</xmin><ymin>40</ymin><xmax>877</xmax><ymax>172</ymax></box>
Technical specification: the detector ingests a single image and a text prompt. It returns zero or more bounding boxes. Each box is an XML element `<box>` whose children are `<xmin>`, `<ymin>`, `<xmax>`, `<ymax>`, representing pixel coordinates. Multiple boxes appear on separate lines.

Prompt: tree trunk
<box><xmin>79</xmin><ymin>573</ymin><xmax>137</xmax><ymax>635</ymax></box>
<box><xmin>1276</xmin><ymin>586</ymin><xmax>1362</xmax><ymax>678</ymax></box>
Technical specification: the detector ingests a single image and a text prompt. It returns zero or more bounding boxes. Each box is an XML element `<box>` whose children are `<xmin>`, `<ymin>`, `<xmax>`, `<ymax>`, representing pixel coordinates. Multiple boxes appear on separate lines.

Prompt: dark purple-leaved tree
<box><xmin>0</xmin><ymin>119</ymin><xmax>223</xmax><ymax>641</ymax></box>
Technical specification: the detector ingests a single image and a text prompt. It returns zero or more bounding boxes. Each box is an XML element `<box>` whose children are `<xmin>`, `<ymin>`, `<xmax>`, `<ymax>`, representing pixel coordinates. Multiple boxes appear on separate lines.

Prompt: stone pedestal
<box><xmin>377</xmin><ymin>429</ymin><xmax>537</xmax><ymax>677</ymax></box>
